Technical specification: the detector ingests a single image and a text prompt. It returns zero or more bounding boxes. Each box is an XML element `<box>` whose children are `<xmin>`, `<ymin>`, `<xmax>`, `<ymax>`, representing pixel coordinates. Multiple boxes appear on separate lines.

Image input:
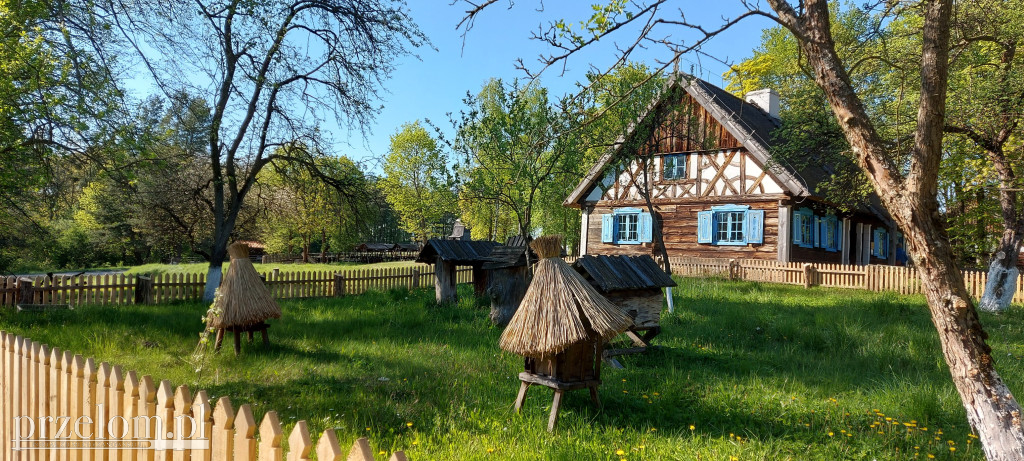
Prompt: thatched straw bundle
<box><xmin>499</xmin><ymin>235</ymin><xmax>632</xmax><ymax>358</ymax></box>
<box><xmin>207</xmin><ymin>242</ymin><xmax>281</xmax><ymax>329</ymax></box>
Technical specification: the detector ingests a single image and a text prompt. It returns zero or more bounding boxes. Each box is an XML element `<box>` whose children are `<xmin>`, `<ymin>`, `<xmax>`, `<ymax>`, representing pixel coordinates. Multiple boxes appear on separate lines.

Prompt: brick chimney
<box><xmin>745</xmin><ymin>89</ymin><xmax>780</xmax><ymax>119</ymax></box>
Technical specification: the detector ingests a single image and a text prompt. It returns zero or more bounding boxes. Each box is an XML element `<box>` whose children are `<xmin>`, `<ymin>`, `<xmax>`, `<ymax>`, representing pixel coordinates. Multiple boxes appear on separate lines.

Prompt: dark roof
<box><xmin>481</xmin><ymin>245</ymin><xmax>528</xmax><ymax>270</ymax></box>
<box><xmin>355</xmin><ymin>243</ymin><xmax>393</xmax><ymax>252</ymax></box>
<box><xmin>394</xmin><ymin>243</ymin><xmax>420</xmax><ymax>252</ymax></box>
<box><xmin>416</xmin><ymin>238</ymin><xmax>499</xmax><ymax>264</ymax></box>
<box><xmin>573</xmin><ymin>254</ymin><xmax>676</xmax><ymax>292</ymax></box>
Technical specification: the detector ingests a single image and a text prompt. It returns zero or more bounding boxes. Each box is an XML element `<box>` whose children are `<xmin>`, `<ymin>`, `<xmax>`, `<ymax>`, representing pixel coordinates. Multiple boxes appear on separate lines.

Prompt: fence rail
<box><xmin>0</xmin><ymin>331</ymin><xmax>408</xmax><ymax>460</ymax></box>
<box><xmin>0</xmin><ymin>265</ymin><xmax>473</xmax><ymax>307</ymax></box>
<box><xmin>670</xmin><ymin>257</ymin><xmax>1024</xmax><ymax>303</ymax></box>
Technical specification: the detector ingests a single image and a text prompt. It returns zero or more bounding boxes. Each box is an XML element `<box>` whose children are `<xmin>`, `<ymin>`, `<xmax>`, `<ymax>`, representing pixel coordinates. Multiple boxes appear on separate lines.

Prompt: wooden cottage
<box><xmin>564</xmin><ymin>74</ymin><xmax>901</xmax><ymax>266</ymax></box>
<box><xmin>416</xmin><ymin>238</ymin><xmax>499</xmax><ymax>304</ymax></box>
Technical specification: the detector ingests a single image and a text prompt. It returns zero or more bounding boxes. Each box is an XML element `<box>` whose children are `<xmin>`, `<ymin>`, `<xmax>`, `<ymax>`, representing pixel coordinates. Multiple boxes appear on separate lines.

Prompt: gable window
<box><xmin>600</xmin><ymin>208</ymin><xmax>653</xmax><ymax>245</ymax></box>
<box><xmin>792</xmin><ymin>208</ymin><xmax>815</xmax><ymax>248</ymax></box>
<box><xmin>697</xmin><ymin>205</ymin><xmax>764</xmax><ymax>246</ymax></box>
<box><xmin>872</xmin><ymin>228</ymin><xmax>889</xmax><ymax>259</ymax></box>
<box><xmin>663</xmin><ymin>154</ymin><xmax>687</xmax><ymax>180</ymax></box>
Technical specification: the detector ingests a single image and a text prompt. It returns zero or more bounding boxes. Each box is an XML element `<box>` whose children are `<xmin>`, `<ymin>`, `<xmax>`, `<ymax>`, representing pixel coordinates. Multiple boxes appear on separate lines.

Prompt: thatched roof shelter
<box><xmin>208</xmin><ymin>243</ymin><xmax>281</xmax><ymax>329</ymax></box>
<box><xmin>499</xmin><ymin>236</ymin><xmax>632</xmax><ymax>358</ymax></box>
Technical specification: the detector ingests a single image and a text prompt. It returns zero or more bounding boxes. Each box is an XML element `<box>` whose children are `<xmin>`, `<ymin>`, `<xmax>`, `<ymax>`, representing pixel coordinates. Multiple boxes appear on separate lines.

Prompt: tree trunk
<box><xmin>907</xmin><ymin>210</ymin><xmax>1024</xmax><ymax>459</ymax></box>
<box><xmin>764</xmin><ymin>0</ymin><xmax>1024</xmax><ymax>456</ymax></box>
<box><xmin>980</xmin><ymin>154</ymin><xmax>1023</xmax><ymax>312</ymax></box>
<box><xmin>202</xmin><ymin>236</ymin><xmax>229</xmax><ymax>302</ymax></box>
<box><xmin>487</xmin><ymin>266</ymin><xmax>529</xmax><ymax>325</ymax></box>
<box><xmin>320</xmin><ymin>229</ymin><xmax>330</xmax><ymax>263</ymax></box>
<box><xmin>979</xmin><ymin>232</ymin><xmax>1022</xmax><ymax>312</ymax></box>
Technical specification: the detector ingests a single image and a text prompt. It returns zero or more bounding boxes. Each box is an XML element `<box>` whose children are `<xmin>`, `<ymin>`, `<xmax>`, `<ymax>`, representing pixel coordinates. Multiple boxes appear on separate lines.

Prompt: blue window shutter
<box><xmin>697</xmin><ymin>211</ymin><xmax>712</xmax><ymax>243</ymax></box>
<box><xmin>872</xmin><ymin>229</ymin><xmax>881</xmax><ymax>257</ymax></box>
<box><xmin>813</xmin><ymin>216</ymin><xmax>821</xmax><ymax>248</ymax></box>
<box><xmin>745</xmin><ymin>209</ymin><xmax>764</xmax><ymax>244</ymax></box>
<box><xmin>601</xmin><ymin>214</ymin><xmax>614</xmax><ymax>243</ymax></box>
<box><xmin>792</xmin><ymin>212</ymin><xmax>803</xmax><ymax>246</ymax></box>
<box><xmin>639</xmin><ymin>212</ymin><xmax>653</xmax><ymax>243</ymax></box>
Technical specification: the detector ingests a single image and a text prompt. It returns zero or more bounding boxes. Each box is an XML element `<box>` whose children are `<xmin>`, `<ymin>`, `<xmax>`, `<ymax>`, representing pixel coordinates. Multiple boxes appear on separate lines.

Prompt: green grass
<box><xmin>3</xmin><ymin>278</ymin><xmax>1022</xmax><ymax>460</ymax></box>
<box><xmin>116</xmin><ymin>260</ymin><xmax>423</xmax><ymax>276</ymax></box>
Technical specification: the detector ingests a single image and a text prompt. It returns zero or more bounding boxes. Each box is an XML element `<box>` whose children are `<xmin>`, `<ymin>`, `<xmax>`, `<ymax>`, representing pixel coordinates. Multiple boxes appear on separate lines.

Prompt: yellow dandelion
<box><xmin>487</xmin><ymin>448</ymin><xmax>494</xmax><ymax>454</ymax></box>
<box><xmin>950</xmin><ymin>447</ymin><xmax>956</xmax><ymax>452</ymax></box>
<box><xmin>689</xmin><ymin>425</ymin><xmax>695</xmax><ymax>431</ymax></box>
<box><xmin>653</xmin><ymin>392</ymin><xmax>660</xmax><ymax>396</ymax></box>
<box><xmin>650</xmin><ymin>428</ymin><xmax>657</xmax><ymax>432</ymax></box>
<box><xmin>616</xmin><ymin>449</ymin><xmax>625</xmax><ymax>456</ymax></box>
<box><xmin>623</xmin><ymin>390</ymin><xmax>629</xmax><ymax>394</ymax></box>
<box><xmin>365</xmin><ymin>427</ymin><xmax>371</xmax><ymax>431</ymax></box>
<box><xmin>378</xmin><ymin>451</ymin><xmax>386</xmax><ymax>456</ymax></box>
<box><xmin>406</xmin><ymin>422</ymin><xmax>413</xmax><ymax>427</ymax></box>
<box><xmin>828</xmin><ymin>432</ymin><xmax>833</xmax><ymax>437</ymax></box>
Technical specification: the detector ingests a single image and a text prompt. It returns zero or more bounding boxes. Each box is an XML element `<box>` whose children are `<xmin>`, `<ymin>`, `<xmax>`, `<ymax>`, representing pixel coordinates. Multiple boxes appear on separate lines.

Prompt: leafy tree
<box><xmin>107</xmin><ymin>0</ymin><xmax>427</xmax><ymax>300</ymax></box>
<box><xmin>380</xmin><ymin>122</ymin><xmax>456</xmax><ymax>243</ymax></box>
<box><xmin>450</xmin><ymin>78</ymin><xmax>579</xmax><ymax>248</ymax></box>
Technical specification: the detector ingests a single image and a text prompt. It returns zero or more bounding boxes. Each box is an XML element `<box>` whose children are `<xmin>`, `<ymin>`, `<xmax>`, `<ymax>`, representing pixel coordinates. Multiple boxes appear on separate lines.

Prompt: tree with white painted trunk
<box><xmin>106</xmin><ymin>0</ymin><xmax>426</xmax><ymax>301</ymax></box>
<box><xmin>459</xmin><ymin>0</ymin><xmax>1024</xmax><ymax>457</ymax></box>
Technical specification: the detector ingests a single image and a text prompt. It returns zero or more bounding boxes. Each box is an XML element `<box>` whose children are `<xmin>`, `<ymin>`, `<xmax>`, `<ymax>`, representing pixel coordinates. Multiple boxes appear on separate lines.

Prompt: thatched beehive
<box><xmin>499</xmin><ymin>236</ymin><xmax>632</xmax><ymax>358</ymax></box>
<box><xmin>207</xmin><ymin>242</ymin><xmax>281</xmax><ymax>329</ymax></box>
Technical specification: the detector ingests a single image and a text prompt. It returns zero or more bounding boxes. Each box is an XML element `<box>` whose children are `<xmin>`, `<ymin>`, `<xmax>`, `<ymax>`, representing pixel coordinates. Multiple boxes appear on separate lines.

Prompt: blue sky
<box><xmin>125</xmin><ymin>1</ymin><xmax>778</xmax><ymax>173</ymax></box>
<box><xmin>346</xmin><ymin>1</ymin><xmax>777</xmax><ymax>172</ymax></box>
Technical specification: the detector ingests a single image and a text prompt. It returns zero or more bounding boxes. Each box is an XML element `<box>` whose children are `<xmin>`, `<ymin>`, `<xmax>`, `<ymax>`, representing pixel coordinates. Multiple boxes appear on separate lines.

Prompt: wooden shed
<box><xmin>355</xmin><ymin>243</ymin><xmax>394</xmax><ymax>252</ymax></box>
<box><xmin>416</xmin><ymin>239</ymin><xmax>499</xmax><ymax>304</ymax></box>
<box><xmin>573</xmin><ymin>254</ymin><xmax>675</xmax><ymax>335</ymax></box>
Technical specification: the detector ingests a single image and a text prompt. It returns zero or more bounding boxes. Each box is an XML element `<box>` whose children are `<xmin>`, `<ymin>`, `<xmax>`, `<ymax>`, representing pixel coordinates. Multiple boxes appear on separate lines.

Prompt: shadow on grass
<box><xmin>2</xmin><ymin>277</ymin><xmax>1013</xmax><ymax>459</ymax></box>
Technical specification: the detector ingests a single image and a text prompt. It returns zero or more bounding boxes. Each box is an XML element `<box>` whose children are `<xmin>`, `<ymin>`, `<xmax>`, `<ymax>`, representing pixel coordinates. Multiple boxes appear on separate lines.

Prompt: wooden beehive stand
<box><xmin>499</xmin><ymin>236</ymin><xmax>633</xmax><ymax>432</ymax></box>
<box><xmin>513</xmin><ymin>340</ymin><xmax>604</xmax><ymax>431</ymax></box>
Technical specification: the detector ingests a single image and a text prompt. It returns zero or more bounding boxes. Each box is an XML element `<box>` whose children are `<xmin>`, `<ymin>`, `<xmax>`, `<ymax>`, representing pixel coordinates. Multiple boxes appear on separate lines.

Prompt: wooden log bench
<box><xmin>214</xmin><ymin>322</ymin><xmax>270</xmax><ymax>356</ymax></box>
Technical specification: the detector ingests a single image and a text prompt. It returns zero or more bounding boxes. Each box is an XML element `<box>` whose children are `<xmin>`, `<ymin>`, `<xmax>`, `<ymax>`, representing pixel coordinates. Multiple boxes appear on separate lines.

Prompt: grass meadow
<box><xmin>3</xmin><ymin>277</ymin><xmax>1023</xmax><ymax>460</ymax></box>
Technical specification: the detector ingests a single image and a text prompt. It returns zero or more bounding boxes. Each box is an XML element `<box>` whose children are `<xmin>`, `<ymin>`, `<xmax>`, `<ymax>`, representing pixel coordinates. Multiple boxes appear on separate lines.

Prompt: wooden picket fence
<box><xmin>669</xmin><ymin>256</ymin><xmax>1024</xmax><ymax>303</ymax></box>
<box><xmin>0</xmin><ymin>331</ymin><xmax>408</xmax><ymax>460</ymax></box>
<box><xmin>0</xmin><ymin>265</ymin><xmax>474</xmax><ymax>308</ymax></box>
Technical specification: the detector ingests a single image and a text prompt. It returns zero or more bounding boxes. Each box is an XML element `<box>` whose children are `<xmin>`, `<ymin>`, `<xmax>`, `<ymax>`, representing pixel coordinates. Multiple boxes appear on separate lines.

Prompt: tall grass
<box><xmin>2</xmin><ymin>278</ymin><xmax>1021</xmax><ymax>460</ymax></box>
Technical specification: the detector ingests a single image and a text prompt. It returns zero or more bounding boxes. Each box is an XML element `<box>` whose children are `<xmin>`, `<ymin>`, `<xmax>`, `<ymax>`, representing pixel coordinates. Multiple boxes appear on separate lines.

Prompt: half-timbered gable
<box><xmin>565</xmin><ymin>74</ymin><xmax>901</xmax><ymax>266</ymax></box>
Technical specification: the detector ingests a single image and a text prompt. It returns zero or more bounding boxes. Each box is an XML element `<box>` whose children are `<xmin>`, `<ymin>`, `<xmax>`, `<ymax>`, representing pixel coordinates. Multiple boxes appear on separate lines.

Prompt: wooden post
<box><xmin>17</xmin><ymin>277</ymin><xmax>33</xmax><ymax>306</ymax></box>
<box><xmin>472</xmin><ymin>265</ymin><xmax>489</xmax><ymax>296</ymax></box>
<box><xmin>803</xmin><ymin>264</ymin><xmax>814</xmax><ymax>289</ymax></box>
<box><xmin>435</xmin><ymin>258</ymin><xmax>456</xmax><ymax>305</ymax></box>
<box><xmin>135</xmin><ymin>276</ymin><xmax>153</xmax><ymax>305</ymax></box>
<box><xmin>333</xmin><ymin>274</ymin><xmax>346</xmax><ymax>297</ymax></box>
<box><xmin>411</xmin><ymin>269</ymin><xmax>420</xmax><ymax>289</ymax></box>
<box><xmin>778</xmin><ymin>205</ymin><xmax>792</xmax><ymax>263</ymax></box>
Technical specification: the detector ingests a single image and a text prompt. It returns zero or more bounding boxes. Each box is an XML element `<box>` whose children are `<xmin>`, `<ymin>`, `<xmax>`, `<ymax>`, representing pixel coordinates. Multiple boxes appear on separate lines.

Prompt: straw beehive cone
<box><xmin>207</xmin><ymin>242</ymin><xmax>281</xmax><ymax>329</ymax></box>
<box><xmin>499</xmin><ymin>235</ymin><xmax>632</xmax><ymax>358</ymax></box>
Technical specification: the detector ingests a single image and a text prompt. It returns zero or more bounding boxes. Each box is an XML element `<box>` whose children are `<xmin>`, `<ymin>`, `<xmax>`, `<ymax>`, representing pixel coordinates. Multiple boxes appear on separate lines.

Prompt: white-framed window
<box><xmin>715</xmin><ymin>210</ymin><xmax>746</xmax><ymax>244</ymax></box>
<box><xmin>618</xmin><ymin>212</ymin><xmax>640</xmax><ymax>244</ymax></box>
<box><xmin>663</xmin><ymin>154</ymin><xmax>687</xmax><ymax>180</ymax></box>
